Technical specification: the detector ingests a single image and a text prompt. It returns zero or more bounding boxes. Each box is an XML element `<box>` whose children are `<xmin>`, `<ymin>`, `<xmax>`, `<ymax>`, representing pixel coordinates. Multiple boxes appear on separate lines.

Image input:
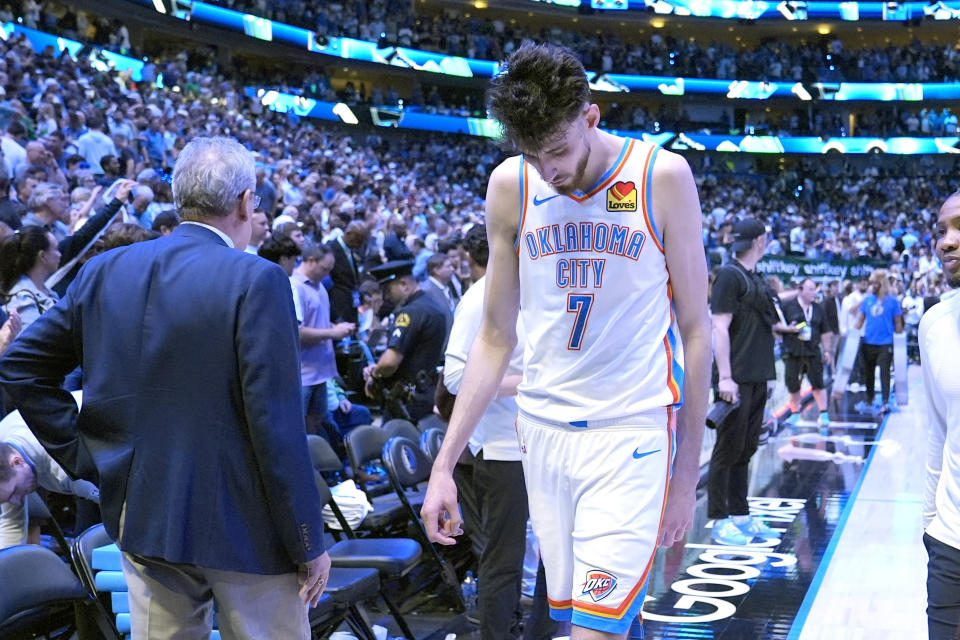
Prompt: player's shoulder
<box><xmin>489</xmin><ymin>154</ymin><xmax>524</xmax><ymax>190</ymax></box>
<box><xmin>920</xmin><ymin>293</ymin><xmax>960</xmax><ymax>338</ymax></box>
<box><xmin>648</xmin><ymin>145</ymin><xmax>691</xmax><ymax>180</ymax></box>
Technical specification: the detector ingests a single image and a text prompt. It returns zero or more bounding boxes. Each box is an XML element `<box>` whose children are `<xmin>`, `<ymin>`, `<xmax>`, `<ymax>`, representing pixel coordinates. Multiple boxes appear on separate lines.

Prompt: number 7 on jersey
<box><xmin>566</xmin><ymin>293</ymin><xmax>594</xmax><ymax>350</ymax></box>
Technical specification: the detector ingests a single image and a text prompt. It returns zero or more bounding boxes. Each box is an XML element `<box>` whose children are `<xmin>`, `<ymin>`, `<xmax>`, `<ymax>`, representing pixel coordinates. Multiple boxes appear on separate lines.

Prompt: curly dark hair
<box><xmin>486</xmin><ymin>42</ymin><xmax>591</xmax><ymax>153</ymax></box>
<box><xmin>464</xmin><ymin>223</ymin><xmax>488</xmax><ymax>269</ymax></box>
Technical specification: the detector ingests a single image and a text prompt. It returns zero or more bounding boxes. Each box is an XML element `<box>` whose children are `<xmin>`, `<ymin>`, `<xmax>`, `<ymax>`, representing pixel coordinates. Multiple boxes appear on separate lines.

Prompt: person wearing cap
<box><xmin>363</xmin><ymin>259</ymin><xmax>448</xmax><ymax>421</ymax></box>
<box><xmin>708</xmin><ymin>217</ymin><xmax>782</xmax><ymax>546</ymax></box>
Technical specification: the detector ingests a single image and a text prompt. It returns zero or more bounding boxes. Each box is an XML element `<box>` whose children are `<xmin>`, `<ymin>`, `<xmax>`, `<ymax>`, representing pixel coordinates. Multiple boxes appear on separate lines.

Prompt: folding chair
<box><xmin>382</xmin><ymin>419</ymin><xmax>421</xmax><ymax>443</ymax></box>
<box><xmin>0</xmin><ymin>544</ymin><xmax>117</xmax><ymax>640</ymax></box>
<box><xmin>419</xmin><ymin>427</ymin><xmax>445</xmax><ymax>464</ymax></box>
<box><xmin>380</xmin><ymin>436</ymin><xmax>466</xmax><ymax>611</ymax></box>
<box><xmin>345</xmin><ymin>426</ymin><xmax>421</xmax><ymax>533</ymax></box>
<box><xmin>416</xmin><ymin>414</ymin><xmax>447</xmax><ymax>434</ymax></box>
<box><xmin>314</xmin><ymin>479</ymin><xmax>421</xmax><ymax>639</ymax></box>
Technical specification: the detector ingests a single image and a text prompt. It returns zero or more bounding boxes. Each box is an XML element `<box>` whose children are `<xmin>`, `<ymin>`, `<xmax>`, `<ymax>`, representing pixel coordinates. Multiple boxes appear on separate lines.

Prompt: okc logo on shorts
<box><xmin>581</xmin><ymin>569</ymin><xmax>618</xmax><ymax>602</ymax></box>
<box><xmin>606</xmin><ymin>180</ymin><xmax>637</xmax><ymax>212</ymax></box>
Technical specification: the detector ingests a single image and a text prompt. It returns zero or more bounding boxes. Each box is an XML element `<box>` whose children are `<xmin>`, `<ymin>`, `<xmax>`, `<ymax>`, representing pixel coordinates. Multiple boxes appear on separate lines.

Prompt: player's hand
<box><xmin>420</xmin><ymin>469</ymin><xmax>463</xmax><ymax>545</ymax></box>
<box><xmin>339</xmin><ymin>397</ymin><xmax>352</xmax><ymax>413</ymax></box>
<box><xmin>298</xmin><ymin>551</ymin><xmax>331</xmax><ymax>608</ymax></box>
<box><xmin>717</xmin><ymin>377</ymin><xmax>738</xmax><ymax>404</ymax></box>
<box><xmin>658</xmin><ymin>476</ymin><xmax>696</xmax><ymax>547</ymax></box>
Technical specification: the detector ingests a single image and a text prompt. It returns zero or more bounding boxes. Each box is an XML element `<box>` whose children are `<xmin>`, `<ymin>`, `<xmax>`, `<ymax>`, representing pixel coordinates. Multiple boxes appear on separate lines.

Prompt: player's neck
<box><xmin>574</xmin><ymin>130</ymin><xmax>622</xmax><ymax>194</ymax></box>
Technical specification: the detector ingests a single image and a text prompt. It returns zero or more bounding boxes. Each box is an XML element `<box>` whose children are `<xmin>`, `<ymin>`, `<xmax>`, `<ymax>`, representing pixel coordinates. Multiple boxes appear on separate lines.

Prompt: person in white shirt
<box><xmin>76</xmin><ymin>116</ymin><xmax>118</xmax><ymax>176</ymax></box>
<box><xmin>443</xmin><ymin>224</ymin><xmax>553</xmax><ymax>639</ymax></box>
<box><xmin>0</xmin><ymin>390</ymin><xmax>99</xmax><ymax>548</ymax></box>
<box><xmin>921</xmin><ymin>191</ymin><xmax>960</xmax><ymax>640</ymax></box>
<box><xmin>839</xmin><ymin>278</ymin><xmax>868</xmax><ymax>338</ymax></box>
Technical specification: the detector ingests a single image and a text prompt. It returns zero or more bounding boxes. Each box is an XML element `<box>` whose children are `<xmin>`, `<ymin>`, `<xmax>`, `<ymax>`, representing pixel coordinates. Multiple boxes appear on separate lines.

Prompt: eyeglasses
<box><xmin>239</xmin><ymin>190</ymin><xmax>261</xmax><ymax>209</ymax></box>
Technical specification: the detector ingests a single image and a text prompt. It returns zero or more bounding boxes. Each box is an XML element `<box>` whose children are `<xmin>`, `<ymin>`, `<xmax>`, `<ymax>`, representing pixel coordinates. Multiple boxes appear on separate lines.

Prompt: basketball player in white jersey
<box><xmin>421</xmin><ymin>42</ymin><xmax>710</xmax><ymax>638</ymax></box>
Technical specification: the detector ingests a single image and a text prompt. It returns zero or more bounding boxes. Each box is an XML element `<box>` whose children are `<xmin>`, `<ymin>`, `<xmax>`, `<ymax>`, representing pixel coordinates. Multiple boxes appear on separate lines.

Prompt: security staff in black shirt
<box><xmin>708</xmin><ymin>218</ymin><xmax>781</xmax><ymax>546</ymax></box>
<box><xmin>363</xmin><ymin>260</ymin><xmax>448</xmax><ymax>421</ymax></box>
<box><xmin>780</xmin><ymin>278</ymin><xmax>834</xmax><ymax>433</ymax></box>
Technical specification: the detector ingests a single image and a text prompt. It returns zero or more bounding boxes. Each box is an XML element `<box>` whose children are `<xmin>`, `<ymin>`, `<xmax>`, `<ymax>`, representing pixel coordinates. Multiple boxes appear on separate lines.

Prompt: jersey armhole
<box><xmin>641</xmin><ymin>144</ymin><xmax>664</xmax><ymax>253</ymax></box>
<box><xmin>514</xmin><ymin>159</ymin><xmax>529</xmax><ymax>254</ymax></box>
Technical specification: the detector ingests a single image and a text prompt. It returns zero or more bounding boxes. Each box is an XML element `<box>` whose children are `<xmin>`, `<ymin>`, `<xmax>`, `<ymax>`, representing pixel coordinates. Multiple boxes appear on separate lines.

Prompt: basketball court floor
<box><xmin>378</xmin><ymin>362</ymin><xmax>929</xmax><ymax>640</ymax></box>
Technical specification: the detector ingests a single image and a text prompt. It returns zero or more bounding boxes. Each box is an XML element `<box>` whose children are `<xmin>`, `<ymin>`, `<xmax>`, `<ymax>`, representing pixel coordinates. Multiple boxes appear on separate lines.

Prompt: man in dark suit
<box><xmin>382</xmin><ymin>217</ymin><xmax>414</xmax><ymax>262</ymax></box>
<box><xmin>0</xmin><ymin>137</ymin><xmax>329</xmax><ymax>639</ymax></box>
<box><xmin>327</xmin><ymin>220</ymin><xmax>368</xmax><ymax>325</ymax></box>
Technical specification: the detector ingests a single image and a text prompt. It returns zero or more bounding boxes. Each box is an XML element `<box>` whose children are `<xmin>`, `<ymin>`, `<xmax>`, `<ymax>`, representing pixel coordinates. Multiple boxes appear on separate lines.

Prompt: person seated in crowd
<box><xmin>0</xmin><ymin>391</ymin><xmax>100</xmax><ymax>549</ymax></box>
<box><xmin>22</xmin><ymin>181</ymin><xmax>70</xmax><ymax>243</ymax></box>
<box><xmin>325</xmin><ymin>377</ymin><xmax>373</xmax><ymax>437</ymax></box>
<box><xmin>0</xmin><ymin>225</ymin><xmax>61</xmax><ymax>330</ymax></box>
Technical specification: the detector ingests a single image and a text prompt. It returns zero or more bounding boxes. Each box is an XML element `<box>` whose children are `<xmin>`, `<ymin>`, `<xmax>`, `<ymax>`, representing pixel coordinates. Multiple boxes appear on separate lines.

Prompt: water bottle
<box><xmin>461</xmin><ymin>571</ymin><xmax>478</xmax><ymax>609</ymax></box>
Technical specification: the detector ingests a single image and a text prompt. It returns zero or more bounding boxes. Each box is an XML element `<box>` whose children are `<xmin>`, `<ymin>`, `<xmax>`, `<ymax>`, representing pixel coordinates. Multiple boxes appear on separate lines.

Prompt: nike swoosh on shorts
<box><xmin>633</xmin><ymin>448</ymin><xmax>661</xmax><ymax>460</ymax></box>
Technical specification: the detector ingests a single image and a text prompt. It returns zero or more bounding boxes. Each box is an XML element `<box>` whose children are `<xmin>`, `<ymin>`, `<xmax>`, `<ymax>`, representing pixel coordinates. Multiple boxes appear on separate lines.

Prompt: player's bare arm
<box><xmin>653</xmin><ymin>149</ymin><xmax>711</xmax><ymax>547</ymax></box>
<box><xmin>713</xmin><ymin>313</ymin><xmax>736</xmax><ymax>403</ymax></box>
<box><xmin>420</xmin><ymin>157</ymin><xmax>522</xmax><ymax>545</ymax></box>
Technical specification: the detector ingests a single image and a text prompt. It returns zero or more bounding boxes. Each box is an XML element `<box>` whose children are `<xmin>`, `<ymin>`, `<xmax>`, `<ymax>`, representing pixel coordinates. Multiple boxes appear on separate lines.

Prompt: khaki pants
<box><xmin>120</xmin><ymin>552</ymin><xmax>309</xmax><ymax>640</ymax></box>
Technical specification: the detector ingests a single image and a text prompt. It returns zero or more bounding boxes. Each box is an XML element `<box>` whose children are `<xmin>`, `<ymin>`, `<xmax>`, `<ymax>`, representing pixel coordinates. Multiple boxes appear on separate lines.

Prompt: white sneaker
<box><xmin>736</xmin><ymin>517</ymin><xmax>780</xmax><ymax>539</ymax></box>
<box><xmin>712</xmin><ymin>518</ymin><xmax>750</xmax><ymax>546</ymax></box>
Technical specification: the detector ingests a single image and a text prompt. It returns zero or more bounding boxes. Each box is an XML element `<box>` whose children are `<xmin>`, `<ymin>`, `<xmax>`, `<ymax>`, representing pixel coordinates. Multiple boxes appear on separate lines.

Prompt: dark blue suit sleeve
<box><xmin>0</xmin><ymin>284</ymin><xmax>92</xmax><ymax>481</ymax></box>
<box><xmin>237</xmin><ymin>264</ymin><xmax>326</xmax><ymax>563</ymax></box>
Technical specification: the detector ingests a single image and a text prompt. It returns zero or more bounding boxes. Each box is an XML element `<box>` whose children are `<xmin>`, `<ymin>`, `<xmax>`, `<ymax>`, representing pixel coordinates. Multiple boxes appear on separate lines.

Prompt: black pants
<box><xmin>926</xmin><ymin>533</ymin><xmax>960</xmax><ymax>640</ymax></box>
<box><xmin>861</xmin><ymin>342</ymin><xmax>893</xmax><ymax>403</ymax></box>
<box><xmin>474</xmin><ymin>453</ymin><xmax>529</xmax><ymax>640</ymax></box>
<box><xmin>707</xmin><ymin>381</ymin><xmax>767</xmax><ymax>520</ymax></box>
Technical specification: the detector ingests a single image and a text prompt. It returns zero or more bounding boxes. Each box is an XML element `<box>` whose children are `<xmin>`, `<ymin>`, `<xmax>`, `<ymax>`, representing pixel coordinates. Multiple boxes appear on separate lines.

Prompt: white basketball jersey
<box><xmin>514</xmin><ymin>137</ymin><xmax>684</xmax><ymax>425</ymax></box>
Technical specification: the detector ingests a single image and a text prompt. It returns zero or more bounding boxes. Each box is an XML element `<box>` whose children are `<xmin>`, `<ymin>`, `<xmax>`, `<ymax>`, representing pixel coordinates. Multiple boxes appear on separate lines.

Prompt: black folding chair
<box><xmin>0</xmin><ymin>544</ymin><xmax>117</xmax><ymax>640</ymax></box>
<box><xmin>382</xmin><ymin>419</ymin><xmax>421</xmax><ymax>443</ymax></box>
<box><xmin>416</xmin><ymin>414</ymin><xmax>447</xmax><ymax>434</ymax></box>
<box><xmin>344</xmin><ymin>427</ymin><xmax>420</xmax><ymax>533</ymax></box>
<box><xmin>381</xmin><ymin>436</ymin><xmax>466</xmax><ymax>611</ymax></box>
<box><xmin>314</xmin><ymin>479</ymin><xmax>420</xmax><ymax>639</ymax></box>
<box><xmin>419</xmin><ymin>427</ymin><xmax>445</xmax><ymax>464</ymax></box>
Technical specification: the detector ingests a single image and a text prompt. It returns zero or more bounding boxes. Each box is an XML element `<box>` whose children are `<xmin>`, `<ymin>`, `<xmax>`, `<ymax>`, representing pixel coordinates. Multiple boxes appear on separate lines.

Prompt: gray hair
<box><xmin>133</xmin><ymin>185</ymin><xmax>154</xmax><ymax>201</ymax></box>
<box><xmin>172</xmin><ymin>137</ymin><xmax>255</xmax><ymax>221</ymax></box>
<box><xmin>27</xmin><ymin>182</ymin><xmax>64</xmax><ymax>211</ymax></box>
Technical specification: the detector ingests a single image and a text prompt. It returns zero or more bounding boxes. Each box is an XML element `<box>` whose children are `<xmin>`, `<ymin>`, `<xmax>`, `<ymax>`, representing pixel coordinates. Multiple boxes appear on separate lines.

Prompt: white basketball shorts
<box><xmin>517</xmin><ymin>407</ymin><xmax>675</xmax><ymax>634</ymax></box>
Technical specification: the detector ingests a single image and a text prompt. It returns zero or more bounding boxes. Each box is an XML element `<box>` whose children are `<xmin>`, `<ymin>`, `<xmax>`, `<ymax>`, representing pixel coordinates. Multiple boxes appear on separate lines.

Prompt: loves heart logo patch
<box><xmin>606</xmin><ymin>180</ymin><xmax>637</xmax><ymax>212</ymax></box>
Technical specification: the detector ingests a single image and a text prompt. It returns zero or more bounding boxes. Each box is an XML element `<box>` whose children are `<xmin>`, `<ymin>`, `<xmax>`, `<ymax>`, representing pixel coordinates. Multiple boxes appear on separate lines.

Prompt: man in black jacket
<box><xmin>326</xmin><ymin>220</ymin><xmax>368</xmax><ymax>325</ymax></box>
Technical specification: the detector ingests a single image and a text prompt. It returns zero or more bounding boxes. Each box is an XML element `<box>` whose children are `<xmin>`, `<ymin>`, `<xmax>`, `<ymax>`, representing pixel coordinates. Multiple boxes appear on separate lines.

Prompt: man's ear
<box><xmin>237</xmin><ymin>189</ymin><xmax>253</xmax><ymax>222</ymax></box>
<box><xmin>583</xmin><ymin>104</ymin><xmax>601</xmax><ymax>130</ymax></box>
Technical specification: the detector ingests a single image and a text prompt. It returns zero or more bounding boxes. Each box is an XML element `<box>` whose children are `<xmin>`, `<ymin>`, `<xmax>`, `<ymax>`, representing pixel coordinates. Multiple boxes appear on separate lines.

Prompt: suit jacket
<box><xmin>0</xmin><ymin>224</ymin><xmax>324</xmax><ymax>574</ymax></box>
<box><xmin>383</xmin><ymin>233</ymin><xmax>414</xmax><ymax>262</ymax></box>
<box><xmin>421</xmin><ymin>278</ymin><xmax>454</xmax><ymax>337</ymax></box>
<box><xmin>326</xmin><ymin>238</ymin><xmax>360</xmax><ymax>324</ymax></box>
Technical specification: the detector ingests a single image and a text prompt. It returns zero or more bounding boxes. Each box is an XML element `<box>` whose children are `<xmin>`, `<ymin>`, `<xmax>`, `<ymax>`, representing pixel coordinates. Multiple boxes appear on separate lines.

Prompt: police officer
<box><xmin>363</xmin><ymin>260</ymin><xmax>448</xmax><ymax>421</ymax></box>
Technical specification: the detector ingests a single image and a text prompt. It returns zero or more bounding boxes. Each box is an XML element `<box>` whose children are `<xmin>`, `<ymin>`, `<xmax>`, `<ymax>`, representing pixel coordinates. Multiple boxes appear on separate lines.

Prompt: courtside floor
<box><xmin>376</xmin><ymin>365</ymin><xmax>929</xmax><ymax>640</ymax></box>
